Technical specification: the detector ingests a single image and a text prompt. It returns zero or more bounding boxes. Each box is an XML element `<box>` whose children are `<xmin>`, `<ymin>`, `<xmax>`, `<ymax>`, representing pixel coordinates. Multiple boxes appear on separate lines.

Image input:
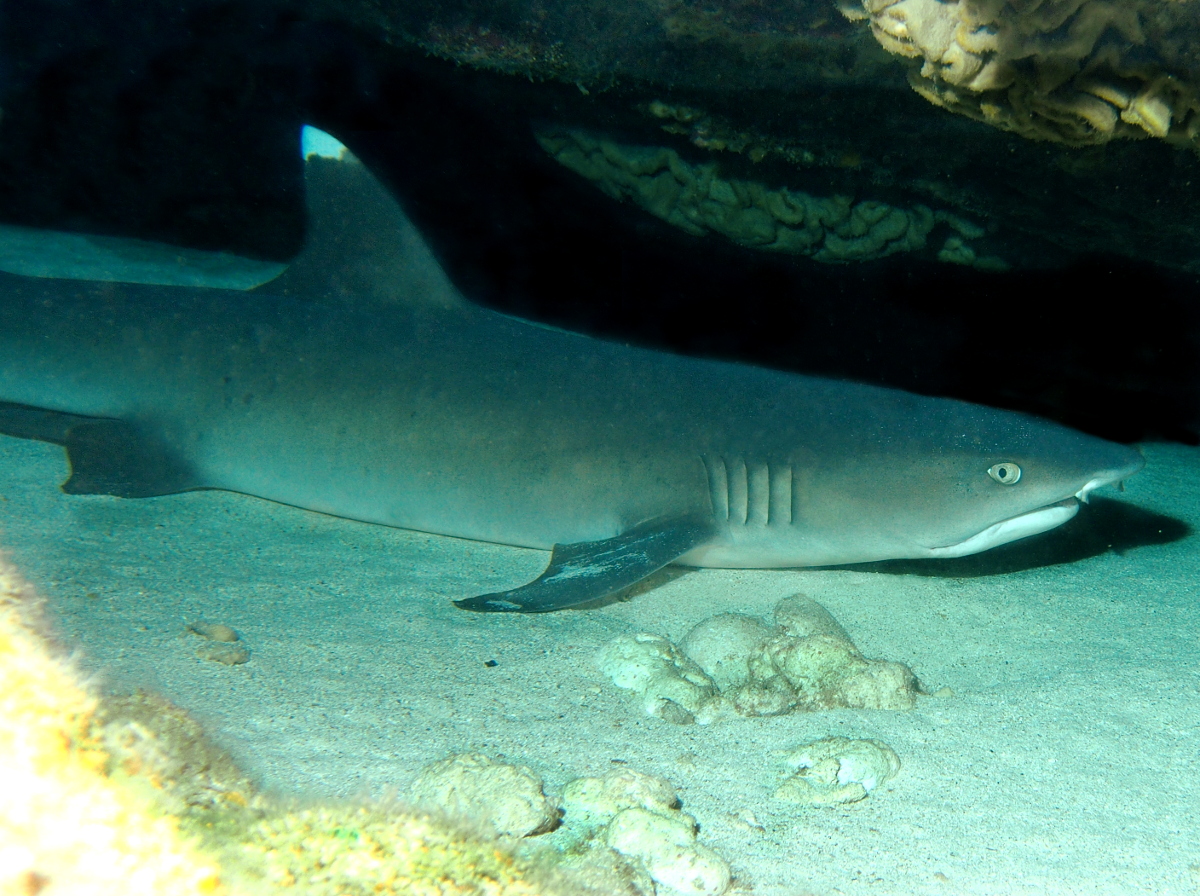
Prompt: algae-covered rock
<box><xmin>596</xmin><ymin>632</ymin><xmax>720</xmax><ymax>724</ymax></box>
<box><xmin>679</xmin><ymin>612</ymin><xmax>774</xmax><ymax>691</ymax></box>
<box><xmin>775</xmin><ymin>736</ymin><xmax>902</xmax><ymax>807</ymax></box>
<box><xmin>561</xmin><ymin>768</ymin><xmax>681</xmax><ymax>834</ymax></box>
<box><xmin>409</xmin><ymin>751</ymin><xmax>561</xmax><ymax>837</ymax></box>
<box><xmin>767</xmin><ymin>632</ymin><xmax>867</xmax><ymax>706</ymax></box>
<box><xmin>607</xmin><ymin>808</ymin><xmax>731</xmax><ymax>896</ymax></box>
<box><xmin>773</xmin><ymin>594</ymin><xmax>853</xmax><ymax>640</ymax></box>
<box><xmin>768</xmin><ymin>596</ymin><xmax>919</xmax><ymax>710</ymax></box>
<box><xmin>839</xmin><ymin>659</ymin><xmax>922</xmax><ymax>710</ymax></box>
<box><xmin>726</xmin><ymin>678</ymin><xmax>799</xmax><ymax>717</ymax></box>
<box><xmin>556</xmin><ymin>768</ymin><xmax>732</xmax><ymax>896</ymax></box>
<box><xmin>557</xmin><ymin>845</ymin><xmax>658</xmax><ymax>896</ymax></box>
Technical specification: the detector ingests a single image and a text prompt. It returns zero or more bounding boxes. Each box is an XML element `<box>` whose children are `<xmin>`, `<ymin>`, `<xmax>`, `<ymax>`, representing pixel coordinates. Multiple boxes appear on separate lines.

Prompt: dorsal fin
<box><xmin>257</xmin><ymin>126</ymin><xmax>467</xmax><ymax>312</ymax></box>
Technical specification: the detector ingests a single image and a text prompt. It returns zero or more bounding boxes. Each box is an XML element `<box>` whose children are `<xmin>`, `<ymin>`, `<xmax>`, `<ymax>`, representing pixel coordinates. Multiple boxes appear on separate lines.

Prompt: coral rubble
<box><xmin>409</xmin><ymin>751</ymin><xmax>561</xmax><ymax>838</ymax></box>
<box><xmin>775</xmin><ymin>736</ymin><xmax>902</xmax><ymax>806</ymax></box>
<box><xmin>408</xmin><ymin>756</ymin><xmax>734</xmax><ymax>896</ymax></box>
<box><xmin>597</xmin><ymin>595</ymin><xmax>923</xmax><ymax>725</ymax></box>
<box><xmin>556</xmin><ymin>768</ymin><xmax>732</xmax><ymax>896</ymax></box>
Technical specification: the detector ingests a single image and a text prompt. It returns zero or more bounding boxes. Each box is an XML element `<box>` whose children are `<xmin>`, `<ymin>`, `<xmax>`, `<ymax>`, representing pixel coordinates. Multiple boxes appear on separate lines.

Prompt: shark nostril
<box><xmin>987</xmin><ymin>462</ymin><xmax>1022</xmax><ymax>484</ymax></box>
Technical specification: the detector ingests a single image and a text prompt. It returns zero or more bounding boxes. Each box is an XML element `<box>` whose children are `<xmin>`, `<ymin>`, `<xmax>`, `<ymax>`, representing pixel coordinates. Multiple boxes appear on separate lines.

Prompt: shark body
<box><xmin>0</xmin><ymin>129</ymin><xmax>1143</xmax><ymax>611</ymax></box>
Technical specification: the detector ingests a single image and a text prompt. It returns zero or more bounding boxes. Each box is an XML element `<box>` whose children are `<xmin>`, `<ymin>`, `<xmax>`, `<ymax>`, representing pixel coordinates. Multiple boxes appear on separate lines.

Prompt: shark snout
<box><xmin>1074</xmin><ymin>451</ymin><xmax>1145</xmax><ymax>503</ymax></box>
<box><xmin>924</xmin><ymin>445</ymin><xmax>1144</xmax><ymax>559</ymax></box>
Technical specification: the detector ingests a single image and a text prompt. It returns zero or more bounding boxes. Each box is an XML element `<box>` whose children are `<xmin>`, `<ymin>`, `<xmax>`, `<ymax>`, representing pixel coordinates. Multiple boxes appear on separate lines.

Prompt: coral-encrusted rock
<box><xmin>561</xmin><ymin>768</ymin><xmax>681</xmax><ymax>833</ymax></box>
<box><xmin>607</xmin><ymin>807</ymin><xmax>731</xmax><ymax>896</ymax></box>
<box><xmin>596</xmin><ymin>632</ymin><xmax>719</xmax><ymax>724</ymax></box>
<box><xmin>775</xmin><ymin>736</ymin><xmax>901</xmax><ymax>806</ymax></box>
<box><xmin>554</xmin><ymin>767</ymin><xmax>731</xmax><ymax>896</ymax></box>
<box><xmin>599</xmin><ymin>594</ymin><xmax>921</xmax><ymax>722</ymax></box>
<box><xmin>679</xmin><ymin>612</ymin><xmax>774</xmax><ymax>691</ymax></box>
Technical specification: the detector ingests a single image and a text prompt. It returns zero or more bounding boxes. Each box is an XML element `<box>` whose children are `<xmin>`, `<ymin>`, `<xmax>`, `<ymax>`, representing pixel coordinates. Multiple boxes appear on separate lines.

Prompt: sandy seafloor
<box><xmin>2</xmin><ymin>434</ymin><xmax>1199</xmax><ymax>896</ymax></box>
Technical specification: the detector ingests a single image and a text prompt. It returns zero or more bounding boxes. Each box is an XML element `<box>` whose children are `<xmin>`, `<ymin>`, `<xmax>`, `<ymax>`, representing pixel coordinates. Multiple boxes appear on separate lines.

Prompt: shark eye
<box><xmin>988</xmin><ymin>462</ymin><xmax>1022</xmax><ymax>485</ymax></box>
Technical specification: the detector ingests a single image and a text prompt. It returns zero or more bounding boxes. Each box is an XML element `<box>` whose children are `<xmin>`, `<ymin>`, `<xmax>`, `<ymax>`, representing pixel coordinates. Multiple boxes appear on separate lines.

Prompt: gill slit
<box><xmin>702</xmin><ymin>455</ymin><xmax>793</xmax><ymax>527</ymax></box>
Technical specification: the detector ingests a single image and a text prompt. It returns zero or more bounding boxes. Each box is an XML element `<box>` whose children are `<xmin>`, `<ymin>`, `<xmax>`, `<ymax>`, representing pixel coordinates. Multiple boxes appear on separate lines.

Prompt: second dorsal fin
<box><xmin>257</xmin><ymin>126</ymin><xmax>467</xmax><ymax>313</ymax></box>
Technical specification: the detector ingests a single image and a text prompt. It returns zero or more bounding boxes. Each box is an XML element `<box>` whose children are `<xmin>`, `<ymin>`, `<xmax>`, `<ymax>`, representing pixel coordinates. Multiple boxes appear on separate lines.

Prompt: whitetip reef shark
<box><xmin>0</xmin><ymin>127</ymin><xmax>1144</xmax><ymax>612</ymax></box>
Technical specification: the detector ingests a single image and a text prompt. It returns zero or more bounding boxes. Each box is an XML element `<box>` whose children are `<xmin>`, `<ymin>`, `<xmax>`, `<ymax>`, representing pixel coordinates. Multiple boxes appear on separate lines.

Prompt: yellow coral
<box><xmin>0</xmin><ymin>554</ymin><xmax>592</xmax><ymax>896</ymax></box>
<box><xmin>0</xmin><ymin>556</ymin><xmax>223</xmax><ymax>896</ymax></box>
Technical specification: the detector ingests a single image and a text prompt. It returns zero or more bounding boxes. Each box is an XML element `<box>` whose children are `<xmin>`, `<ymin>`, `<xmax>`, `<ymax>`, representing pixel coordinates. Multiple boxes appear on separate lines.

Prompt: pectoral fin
<box><xmin>454</xmin><ymin>515</ymin><xmax>716</xmax><ymax>613</ymax></box>
<box><xmin>0</xmin><ymin>402</ymin><xmax>201</xmax><ymax>497</ymax></box>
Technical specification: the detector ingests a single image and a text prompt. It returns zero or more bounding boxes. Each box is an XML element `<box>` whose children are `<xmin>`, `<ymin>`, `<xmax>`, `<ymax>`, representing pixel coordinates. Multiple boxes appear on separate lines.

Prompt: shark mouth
<box><xmin>925</xmin><ymin>497</ymin><xmax>1080</xmax><ymax>558</ymax></box>
<box><xmin>925</xmin><ymin>469</ymin><xmax>1138</xmax><ymax>559</ymax></box>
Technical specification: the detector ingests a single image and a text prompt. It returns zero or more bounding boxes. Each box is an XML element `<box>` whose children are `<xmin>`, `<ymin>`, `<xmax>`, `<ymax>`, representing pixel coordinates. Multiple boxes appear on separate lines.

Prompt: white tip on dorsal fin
<box><xmin>300</xmin><ymin>126</ymin><xmax>351</xmax><ymax>162</ymax></box>
<box><xmin>256</xmin><ymin>125</ymin><xmax>467</xmax><ymax>313</ymax></box>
